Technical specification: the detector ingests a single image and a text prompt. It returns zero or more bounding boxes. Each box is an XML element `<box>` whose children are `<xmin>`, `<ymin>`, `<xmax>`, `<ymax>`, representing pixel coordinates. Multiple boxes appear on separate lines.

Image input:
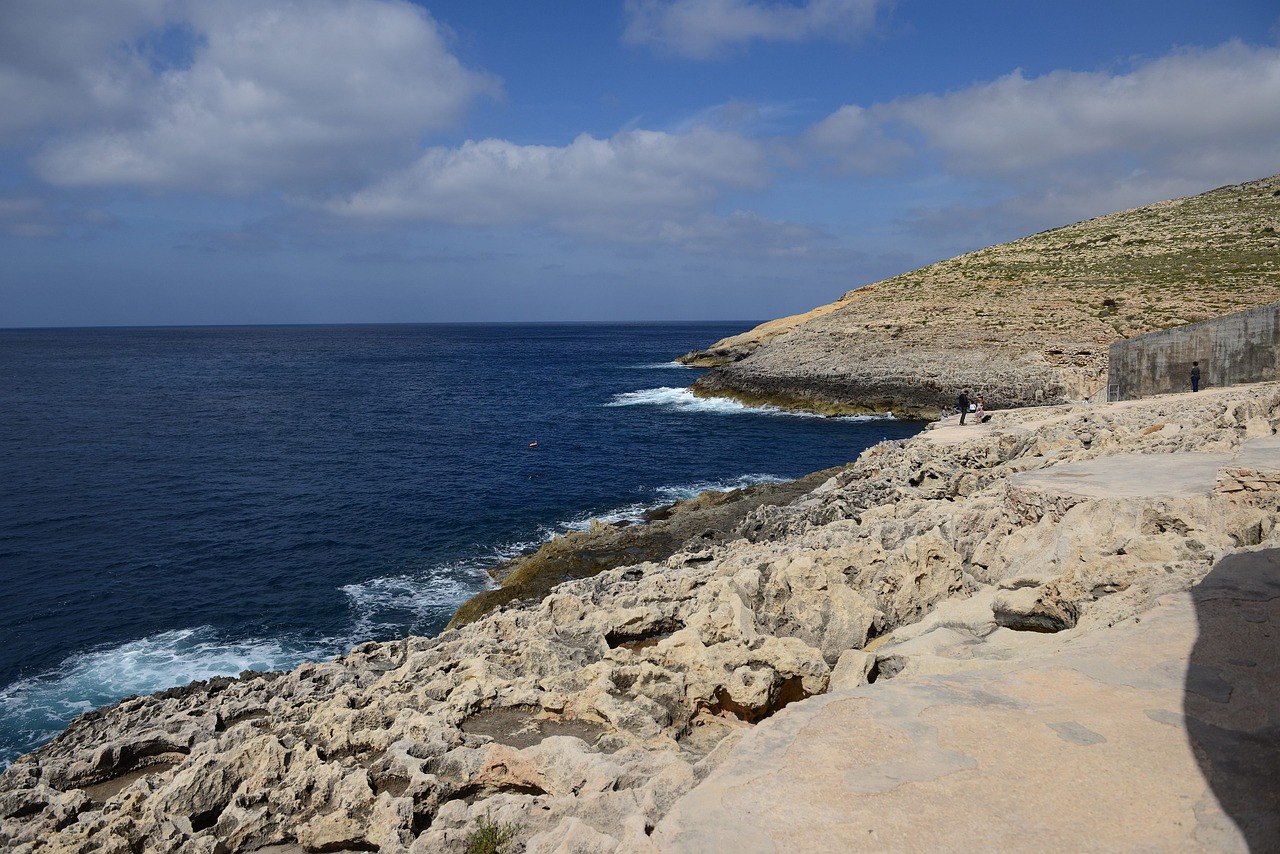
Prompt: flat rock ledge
<box><xmin>4</xmin><ymin>384</ymin><xmax>1280</xmax><ymax>853</ymax></box>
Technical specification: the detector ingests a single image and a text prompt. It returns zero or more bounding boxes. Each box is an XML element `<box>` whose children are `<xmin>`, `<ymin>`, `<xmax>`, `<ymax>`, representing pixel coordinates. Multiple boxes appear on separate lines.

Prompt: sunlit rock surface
<box><xmin>3</xmin><ymin>382</ymin><xmax>1279</xmax><ymax>852</ymax></box>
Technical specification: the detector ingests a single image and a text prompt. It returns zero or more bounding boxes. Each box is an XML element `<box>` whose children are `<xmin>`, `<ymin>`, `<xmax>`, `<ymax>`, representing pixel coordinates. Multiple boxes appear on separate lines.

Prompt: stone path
<box><xmin>925</xmin><ymin>385</ymin><xmax>1248</xmax><ymax>447</ymax></box>
<box><xmin>999</xmin><ymin>434</ymin><xmax>1280</xmax><ymax>501</ymax></box>
<box><xmin>650</xmin><ymin>439</ymin><xmax>1280</xmax><ymax>853</ymax></box>
<box><xmin>652</xmin><ymin>549</ymin><xmax>1279</xmax><ymax>852</ymax></box>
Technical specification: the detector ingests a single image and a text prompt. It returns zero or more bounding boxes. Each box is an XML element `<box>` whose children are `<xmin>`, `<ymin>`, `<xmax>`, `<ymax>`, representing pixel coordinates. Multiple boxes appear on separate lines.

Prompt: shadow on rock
<box><xmin>1186</xmin><ymin>548</ymin><xmax>1280</xmax><ymax>851</ymax></box>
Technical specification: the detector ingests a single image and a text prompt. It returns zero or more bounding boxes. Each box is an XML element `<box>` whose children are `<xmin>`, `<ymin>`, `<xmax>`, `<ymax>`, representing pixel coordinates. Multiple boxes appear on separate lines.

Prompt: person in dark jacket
<box><xmin>1191</xmin><ymin>361</ymin><xmax>1201</xmax><ymax>392</ymax></box>
<box><xmin>957</xmin><ymin>391</ymin><xmax>970</xmax><ymax>425</ymax></box>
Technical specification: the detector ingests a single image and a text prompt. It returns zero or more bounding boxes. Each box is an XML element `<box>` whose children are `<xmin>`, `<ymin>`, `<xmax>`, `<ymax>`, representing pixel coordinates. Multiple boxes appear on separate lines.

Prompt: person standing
<box><xmin>957</xmin><ymin>391</ymin><xmax>970</xmax><ymax>425</ymax></box>
<box><xmin>1191</xmin><ymin>361</ymin><xmax>1201</xmax><ymax>393</ymax></box>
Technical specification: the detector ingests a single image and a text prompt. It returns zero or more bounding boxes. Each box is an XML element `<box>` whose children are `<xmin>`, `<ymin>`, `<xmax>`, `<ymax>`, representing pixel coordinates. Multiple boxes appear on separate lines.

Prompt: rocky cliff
<box><xmin>3</xmin><ymin>382</ymin><xmax>1279</xmax><ymax>852</ymax></box>
<box><xmin>683</xmin><ymin>174</ymin><xmax>1280</xmax><ymax>417</ymax></box>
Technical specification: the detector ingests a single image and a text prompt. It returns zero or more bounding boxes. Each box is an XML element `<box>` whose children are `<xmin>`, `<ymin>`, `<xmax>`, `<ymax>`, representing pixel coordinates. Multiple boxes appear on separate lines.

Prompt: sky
<box><xmin>1</xmin><ymin>0</ymin><xmax>1278</xmax><ymax>327</ymax></box>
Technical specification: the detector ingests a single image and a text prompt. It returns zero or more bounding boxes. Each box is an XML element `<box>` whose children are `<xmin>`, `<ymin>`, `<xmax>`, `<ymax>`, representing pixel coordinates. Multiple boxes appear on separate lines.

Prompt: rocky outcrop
<box><xmin>651</xmin><ymin>547</ymin><xmax>1280</xmax><ymax>852</ymax></box>
<box><xmin>448</xmin><ymin>464</ymin><xmax>852</xmax><ymax>629</ymax></box>
<box><xmin>683</xmin><ymin>174</ymin><xmax>1280</xmax><ymax>417</ymax></box>
<box><xmin>3</xmin><ymin>383</ymin><xmax>1279</xmax><ymax>852</ymax></box>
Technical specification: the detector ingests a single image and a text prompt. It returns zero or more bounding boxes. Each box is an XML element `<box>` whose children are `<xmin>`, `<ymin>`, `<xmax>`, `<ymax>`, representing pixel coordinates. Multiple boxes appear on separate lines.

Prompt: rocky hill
<box><xmin>3</xmin><ymin>382</ymin><xmax>1278</xmax><ymax>852</ymax></box>
<box><xmin>683</xmin><ymin>174</ymin><xmax>1280</xmax><ymax>417</ymax></box>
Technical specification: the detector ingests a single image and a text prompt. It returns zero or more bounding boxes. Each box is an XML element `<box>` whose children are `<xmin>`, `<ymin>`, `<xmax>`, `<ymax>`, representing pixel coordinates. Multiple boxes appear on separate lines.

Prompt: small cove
<box><xmin>0</xmin><ymin>322</ymin><xmax>925</xmax><ymax>762</ymax></box>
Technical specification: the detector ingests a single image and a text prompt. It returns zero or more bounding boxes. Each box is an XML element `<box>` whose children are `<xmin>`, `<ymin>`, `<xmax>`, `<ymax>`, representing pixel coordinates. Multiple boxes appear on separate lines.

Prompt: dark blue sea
<box><xmin>0</xmin><ymin>323</ymin><xmax>924</xmax><ymax>763</ymax></box>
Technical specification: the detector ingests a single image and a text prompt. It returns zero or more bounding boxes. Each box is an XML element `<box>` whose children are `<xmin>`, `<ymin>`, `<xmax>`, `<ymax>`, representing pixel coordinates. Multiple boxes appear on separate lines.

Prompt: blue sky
<box><xmin>1</xmin><ymin>0</ymin><xmax>1278</xmax><ymax>327</ymax></box>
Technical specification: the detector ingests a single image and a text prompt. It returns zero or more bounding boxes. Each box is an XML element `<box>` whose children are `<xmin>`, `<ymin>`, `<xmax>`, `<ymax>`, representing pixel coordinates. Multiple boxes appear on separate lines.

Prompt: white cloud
<box><xmin>805</xmin><ymin>104</ymin><xmax>912</xmax><ymax>174</ymax></box>
<box><xmin>327</xmin><ymin>127</ymin><xmax>785</xmax><ymax>249</ymax></box>
<box><xmin>0</xmin><ymin>0</ymin><xmax>176</xmax><ymax>140</ymax></box>
<box><xmin>623</xmin><ymin>0</ymin><xmax>885</xmax><ymax>59</ymax></box>
<box><xmin>808</xmin><ymin>41</ymin><xmax>1280</xmax><ymax>225</ymax></box>
<box><xmin>810</xmin><ymin>42</ymin><xmax>1280</xmax><ymax>182</ymax></box>
<box><xmin>11</xmin><ymin>0</ymin><xmax>497</xmax><ymax>194</ymax></box>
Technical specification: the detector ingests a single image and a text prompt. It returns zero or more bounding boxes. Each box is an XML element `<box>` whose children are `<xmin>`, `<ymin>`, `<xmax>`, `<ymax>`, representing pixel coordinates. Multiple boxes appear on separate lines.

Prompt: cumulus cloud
<box><xmin>807</xmin><ymin>41</ymin><xmax>1280</xmax><ymax>225</ymax></box>
<box><xmin>8</xmin><ymin>0</ymin><xmax>497</xmax><ymax>194</ymax></box>
<box><xmin>326</xmin><ymin>126</ymin><xmax>787</xmax><ymax>249</ymax></box>
<box><xmin>0</xmin><ymin>0</ymin><xmax>171</xmax><ymax>139</ymax></box>
<box><xmin>810</xmin><ymin>42</ymin><xmax>1280</xmax><ymax>182</ymax></box>
<box><xmin>623</xmin><ymin>0</ymin><xmax>885</xmax><ymax>58</ymax></box>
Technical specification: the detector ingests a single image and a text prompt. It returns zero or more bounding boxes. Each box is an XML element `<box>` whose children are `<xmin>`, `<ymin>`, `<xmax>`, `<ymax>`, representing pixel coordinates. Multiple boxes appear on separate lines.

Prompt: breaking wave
<box><xmin>0</xmin><ymin>627</ymin><xmax>337</xmax><ymax>767</ymax></box>
<box><xmin>560</xmin><ymin>473</ymin><xmax>787</xmax><ymax>531</ymax></box>
<box><xmin>606</xmin><ymin>387</ymin><xmax>896</xmax><ymax>419</ymax></box>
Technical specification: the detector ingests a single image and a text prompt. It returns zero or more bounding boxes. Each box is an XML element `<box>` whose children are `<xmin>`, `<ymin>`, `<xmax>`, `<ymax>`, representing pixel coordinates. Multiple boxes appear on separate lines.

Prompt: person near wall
<box><xmin>1191</xmin><ymin>361</ymin><xmax>1201</xmax><ymax>393</ymax></box>
<box><xmin>957</xmin><ymin>391</ymin><xmax>970</xmax><ymax>425</ymax></box>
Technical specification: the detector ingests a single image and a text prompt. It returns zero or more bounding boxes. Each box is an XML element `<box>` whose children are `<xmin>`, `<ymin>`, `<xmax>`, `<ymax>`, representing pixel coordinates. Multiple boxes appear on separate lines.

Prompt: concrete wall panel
<box><xmin>1108</xmin><ymin>303</ymin><xmax>1280</xmax><ymax>399</ymax></box>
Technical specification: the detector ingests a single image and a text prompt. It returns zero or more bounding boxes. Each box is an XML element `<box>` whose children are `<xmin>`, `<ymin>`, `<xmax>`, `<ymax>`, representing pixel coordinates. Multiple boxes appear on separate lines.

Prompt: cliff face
<box><xmin>685</xmin><ymin>174</ymin><xmax>1280</xmax><ymax>417</ymax></box>
<box><xmin>4</xmin><ymin>383</ymin><xmax>1279</xmax><ymax>852</ymax></box>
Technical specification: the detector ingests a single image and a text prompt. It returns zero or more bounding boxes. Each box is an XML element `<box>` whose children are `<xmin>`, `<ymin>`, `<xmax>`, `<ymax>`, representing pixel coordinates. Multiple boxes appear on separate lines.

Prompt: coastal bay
<box><xmin>5</xmin><ymin>176</ymin><xmax>1280</xmax><ymax>851</ymax></box>
<box><xmin>0</xmin><ymin>323</ymin><xmax>919</xmax><ymax>767</ymax></box>
<box><xmin>682</xmin><ymin>175</ymin><xmax>1280</xmax><ymax>418</ymax></box>
<box><xmin>5</xmin><ymin>5</ymin><xmax>1279</xmax><ymax>850</ymax></box>
<box><xmin>4</xmin><ymin>380</ymin><xmax>1277</xmax><ymax>851</ymax></box>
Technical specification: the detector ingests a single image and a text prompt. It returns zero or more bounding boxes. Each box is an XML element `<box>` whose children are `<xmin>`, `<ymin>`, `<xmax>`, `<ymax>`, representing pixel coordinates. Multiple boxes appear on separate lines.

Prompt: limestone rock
<box><xmin>4</xmin><ymin>382</ymin><xmax>1280</xmax><ymax>852</ymax></box>
<box><xmin>991</xmin><ymin>585</ymin><xmax>1077</xmax><ymax>632</ymax></box>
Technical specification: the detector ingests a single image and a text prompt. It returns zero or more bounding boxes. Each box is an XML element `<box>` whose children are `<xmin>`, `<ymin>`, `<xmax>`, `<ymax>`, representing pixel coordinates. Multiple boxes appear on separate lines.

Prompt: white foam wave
<box><xmin>561</xmin><ymin>502</ymin><xmax>655</xmax><ymax>531</ymax></box>
<box><xmin>480</xmin><ymin>536</ymin><xmax>553</xmax><ymax>566</ymax></box>
<box><xmin>631</xmin><ymin>361</ymin><xmax>693</xmax><ymax>370</ymax></box>
<box><xmin>559</xmin><ymin>473</ymin><xmax>787</xmax><ymax>532</ymax></box>
<box><xmin>341</xmin><ymin>570</ymin><xmax>482</xmax><ymax>635</ymax></box>
<box><xmin>0</xmin><ymin>627</ymin><xmax>335</xmax><ymax>764</ymax></box>
<box><xmin>606</xmin><ymin>387</ymin><xmax>756</xmax><ymax>413</ymax></box>
<box><xmin>605</xmin><ymin>387</ymin><xmax>897</xmax><ymax>420</ymax></box>
<box><xmin>653</xmin><ymin>473</ymin><xmax>788</xmax><ymax>501</ymax></box>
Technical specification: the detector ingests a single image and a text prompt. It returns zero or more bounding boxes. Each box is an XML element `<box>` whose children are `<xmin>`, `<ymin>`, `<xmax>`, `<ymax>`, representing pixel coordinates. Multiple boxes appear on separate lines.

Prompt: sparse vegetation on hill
<box><xmin>684</xmin><ymin>174</ymin><xmax>1280</xmax><ymax>416</ymax></box>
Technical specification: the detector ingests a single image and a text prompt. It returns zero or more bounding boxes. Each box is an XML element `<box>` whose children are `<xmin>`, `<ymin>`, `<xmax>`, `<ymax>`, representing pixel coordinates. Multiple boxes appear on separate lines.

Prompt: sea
<box><xmin>0</xmin><ymin>323</ymin><xmax>925</xmax><ymax>764</ymax></box>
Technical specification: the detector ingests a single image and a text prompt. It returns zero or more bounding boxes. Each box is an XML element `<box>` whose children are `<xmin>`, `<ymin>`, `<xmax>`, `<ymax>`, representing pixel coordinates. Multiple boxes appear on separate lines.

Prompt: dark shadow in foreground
<box><xmin>1186</xmin><ymin>548</ymin><xmax>1280</xmax><ymax>851</ymax></box>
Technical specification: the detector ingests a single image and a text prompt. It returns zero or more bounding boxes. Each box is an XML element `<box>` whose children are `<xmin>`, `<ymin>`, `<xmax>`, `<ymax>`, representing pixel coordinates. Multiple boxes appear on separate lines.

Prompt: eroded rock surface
<box><xmin>3</xmin><ymin>383</ymin><xmax>1279</xmax><ymax>852</ymax></box>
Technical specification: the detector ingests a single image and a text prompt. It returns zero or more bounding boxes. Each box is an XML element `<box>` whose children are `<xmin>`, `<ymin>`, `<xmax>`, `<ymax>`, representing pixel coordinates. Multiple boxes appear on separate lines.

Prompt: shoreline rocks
<box><xmin>680</xmin><ymin>175</ymin><xmax>1280</xmax><ymax>419</ymax></box>
<box><xmin>3</xmin><ymin>383</ymin><xmax>1279</xmax><ymax>852</ymax></box>
<box><xmin>448</xmin><ymin>464</ymin><xmax>856</xmax><ymax>629</ymax></box>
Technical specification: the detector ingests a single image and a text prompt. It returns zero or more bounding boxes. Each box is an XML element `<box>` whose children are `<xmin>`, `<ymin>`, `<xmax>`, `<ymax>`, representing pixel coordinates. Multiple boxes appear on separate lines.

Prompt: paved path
<box><xmin>651</xmin><ymin>438</ymin><xmax>1280</xmax><ymax>853</ymax></box>
<box><xmin>925</xmin><ymin>385</ymin><xmax>1247</xmax><ymax>447</ymax></box>
<box><xmin>653</xmin><ymin>550</ymin><xmax>1280</xmax><ymax>852</ymax></box>
<box><xmin>1010</xmin><ymin>450</ymin><xmax>1234</xmax><ymax>498</ymax></box>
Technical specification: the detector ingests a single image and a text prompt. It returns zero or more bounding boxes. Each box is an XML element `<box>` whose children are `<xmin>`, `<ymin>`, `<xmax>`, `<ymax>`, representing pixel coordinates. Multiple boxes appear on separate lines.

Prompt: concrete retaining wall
<box><xmin>1108</xmin><ymin>303</ymin><xmax>1280</xmax><ymax>400</ymax></box>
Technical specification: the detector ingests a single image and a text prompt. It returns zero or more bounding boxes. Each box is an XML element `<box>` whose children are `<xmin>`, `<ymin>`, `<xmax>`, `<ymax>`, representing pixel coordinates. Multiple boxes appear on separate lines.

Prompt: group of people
<box><xmin>942</xmin><ymin>360</ymin><xmax>1203</xmax><ymax>425</ymax></box>
<box><xmin>942</xmin><ymin>361</ymin><xmax>1202</xmax><ymax>425</ymax></box>
<box><xmin>949</xmin><ymin>391</ymin><xmax>986</xmax><ymax>425</ymax></box>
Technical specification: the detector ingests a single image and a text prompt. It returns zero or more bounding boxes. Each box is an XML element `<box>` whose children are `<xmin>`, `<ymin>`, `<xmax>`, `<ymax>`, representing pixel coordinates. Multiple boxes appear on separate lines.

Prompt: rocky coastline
<box><xmin>3</xmin><ymin>381</ymin><xmax>1279</xmax><ymax>852</ymax></box>
<box><xmin>680</xmin><ymin>174</ymin><xmax>1280</xmax><ymax>419</ymax></box>
<box><xmin>447</xmin><ymin>464</ymin><xmax>853</xmax><ymax>629</ymax></box>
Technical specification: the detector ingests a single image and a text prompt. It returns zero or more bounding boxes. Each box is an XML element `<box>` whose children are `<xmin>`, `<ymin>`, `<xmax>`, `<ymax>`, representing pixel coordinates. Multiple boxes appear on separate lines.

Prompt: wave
<box><xmin>340</xmin><ymin>568</ymin><xmax>486</xmax><ymax>635</ymax></box>
<box><xmin>0</xmin><ymin>560</ymin><xmax>498</xmax><ymax>765</ymax></box>
<box><xmin>630</xmin><ymin>361</ymin><xmax>694</xmax><ymax>370</ymax></box>
<box><xmin>560</xmin><ymin>473</ymin><xmax>787</xmax><ymax>531</ymax></box>
<box><xmin>0</xmin><ymin>627</ymin><xmax>338</xmax><ymax>766</ymax></box>
<box><xmin>606</xmin><ymin>386</ymin><xmax>758</xmax><ymax>413</ymax></box>
<box><xmin>0</xmin><ymin>469</ymin><xmax>793</xmax><ymax>765</ymax></box>
<box><xmin>605</xmin><ymin>387</ymin><xmax>896</xmax><ymax>419</ymax></box>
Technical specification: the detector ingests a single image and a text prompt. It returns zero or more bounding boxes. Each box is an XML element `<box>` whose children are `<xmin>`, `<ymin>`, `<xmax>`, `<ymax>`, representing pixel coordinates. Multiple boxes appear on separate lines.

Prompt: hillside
<box><xmin>683</xmin><ymin>173</ymin><xmax>1280</xmax><ymax>417</ymax></box>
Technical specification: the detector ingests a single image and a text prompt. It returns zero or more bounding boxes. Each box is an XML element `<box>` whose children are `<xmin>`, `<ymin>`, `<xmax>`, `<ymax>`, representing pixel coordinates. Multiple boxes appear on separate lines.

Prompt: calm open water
<box><xmin>0</xmin><ymin>323</ymin><xmax>924</xmax><ymax>762</ymax></box>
